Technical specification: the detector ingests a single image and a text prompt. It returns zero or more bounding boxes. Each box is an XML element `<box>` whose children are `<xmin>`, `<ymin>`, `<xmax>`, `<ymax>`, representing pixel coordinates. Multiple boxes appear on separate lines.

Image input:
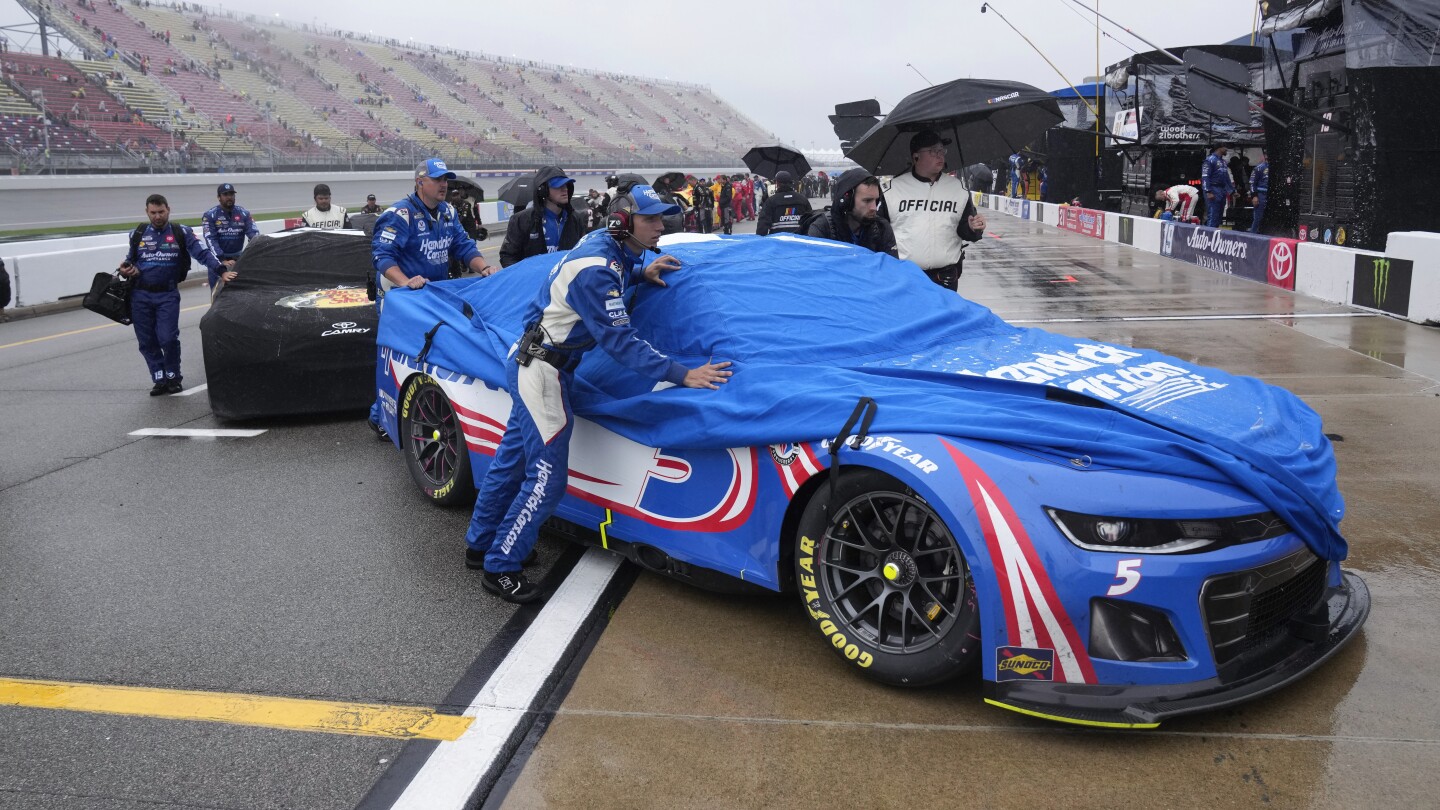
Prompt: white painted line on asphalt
<box><xmin>389</xmin><ymin>548</ymin><xmax>623</xmax><ymax>810</ymax></box>
<box><xmin>128</xmin><ymin>428</ymin><xmax>266</xmax><ymax>438</ymax></box>
<box><xmin>171</xmin><ymin>383</ymin><xmax>208</xmax><ymax>397</ymax></box>
<box><xmin>1010</xmin><ymin>312</ymin><xmax>1378</xmax><ymax>324</ymax></box>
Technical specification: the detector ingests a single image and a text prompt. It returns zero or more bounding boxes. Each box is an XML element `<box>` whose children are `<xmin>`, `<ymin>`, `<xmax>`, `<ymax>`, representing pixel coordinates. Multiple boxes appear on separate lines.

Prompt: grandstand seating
<box><xmin>4</xmin><ymin>52</ymin><xmax>171</xmax><ymax>154</ymax></box>
<box><xmin>7</xmin><ymin>0</ymin><xmax>774</xmax><ymax>168</ymax></box>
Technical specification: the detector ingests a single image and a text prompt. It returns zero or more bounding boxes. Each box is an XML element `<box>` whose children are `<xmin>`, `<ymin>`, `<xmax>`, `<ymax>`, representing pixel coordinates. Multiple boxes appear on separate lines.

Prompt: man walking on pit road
<box><xmin>118</xmin><ymin>194</ymin><xmax>229</xmax><ymax>395</ymax></box>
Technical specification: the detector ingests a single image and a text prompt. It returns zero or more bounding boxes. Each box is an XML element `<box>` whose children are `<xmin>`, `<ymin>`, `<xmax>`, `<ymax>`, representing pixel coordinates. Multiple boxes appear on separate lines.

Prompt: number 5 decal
<box><xmin>1108</xmin><ymin>558</ymin><xmax>1142</xmax><ymax>596</ymax></box>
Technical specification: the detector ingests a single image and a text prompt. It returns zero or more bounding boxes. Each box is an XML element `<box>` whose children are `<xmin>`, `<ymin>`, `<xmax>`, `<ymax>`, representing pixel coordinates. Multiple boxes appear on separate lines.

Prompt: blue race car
<box><xmin>372</xmin><ymin>233</ymin><xmax>1368</xmax><ymax>728</ymax></box>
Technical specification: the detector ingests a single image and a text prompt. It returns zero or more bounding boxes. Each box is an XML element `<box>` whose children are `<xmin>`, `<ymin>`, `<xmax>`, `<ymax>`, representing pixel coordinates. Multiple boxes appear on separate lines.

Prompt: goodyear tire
<box><xmin>795</xmin><ymin>468</ymin><xmax>980</xmax><ymax>687</ymax></box>
<box><xmin>399</xmin><ymin>375</ymin><xmax>475</xmax><ymax>507</ymax></box>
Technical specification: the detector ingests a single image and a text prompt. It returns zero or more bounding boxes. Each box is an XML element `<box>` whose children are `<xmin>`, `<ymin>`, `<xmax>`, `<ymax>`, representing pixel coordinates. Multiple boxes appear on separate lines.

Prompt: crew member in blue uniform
<box><xmin>367</xmin><ymin>159</ymin><xmax>500</xmax><ymax>437</ymax></box>
<box><xmin>1248</xmin><ymin>151</ymin><xmax>1269</xmax><ymax>234</ymax></box>
<box><xmin>1202</xmin><ymin>145</ymin><xmax>1235</xmax><ymax>229</ymax></box>
<box><xmin>1008</xmin><ymin>152</ymin><xmax>1025</xmax><ymax>197</ymax></box>
<box><xmin>464</xmin><ymin>186</ymin><xmax>733</xmax><ymax>603</ymax></box>
<box><xmin>117</xmin><ymin>193</ymin><xmax>228</xmax><ymax>395</ymax></box>
<box><xmin>200</xmin><ymin>182</ymin><xmax>257</xmax><ymax>289</ymax></box>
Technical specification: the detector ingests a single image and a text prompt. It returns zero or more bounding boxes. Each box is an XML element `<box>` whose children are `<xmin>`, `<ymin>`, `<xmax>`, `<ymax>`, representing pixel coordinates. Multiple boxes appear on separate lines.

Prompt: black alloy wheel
<box><xmin>399</xmin><ymin>375</ymin><xmax>475</xmax><ymax>506</ymax></box>
<box><xmin>796</xmin><ymin>469</ymin><xmax>980</xmax><ymax>686</ymax></box>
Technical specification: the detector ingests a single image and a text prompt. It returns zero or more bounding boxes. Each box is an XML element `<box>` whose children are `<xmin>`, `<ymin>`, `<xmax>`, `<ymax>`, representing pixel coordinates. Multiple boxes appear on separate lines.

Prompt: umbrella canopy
<box><xmin>847</xmin><ymin>78</ymin><xmax>1063</xmax><ymax>176</ymax></box>
<box><xmin>496</xmin><ymin>174</ymin><xmax>536</xmax><ymax>208</ymax></box>
<box><xmin>447</xmin><ymin>174</ymin><xmax>484</xmax><ymax>202</ymax></box>
<box><xmin>742</xmin><ymin>144</ymin><xmax>812</xmax><ymax>179</ymax></box>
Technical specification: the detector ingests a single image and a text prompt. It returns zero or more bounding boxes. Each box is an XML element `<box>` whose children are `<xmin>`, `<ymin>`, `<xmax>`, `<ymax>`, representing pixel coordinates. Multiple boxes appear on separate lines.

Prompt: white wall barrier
<box><xmin>9</xmin><ymin>218</ymin><xmax>285</xmax><ymax>308</ymax></box>
<box><xmin>1381</xmin><ymin>231</ymin><xmax>1440</xmax><ymax>326</ymax></box>
<box><xmin>1295</xmin><ymin>243</ymin><xmax>1368</xmax><ymax>306</ymax></box>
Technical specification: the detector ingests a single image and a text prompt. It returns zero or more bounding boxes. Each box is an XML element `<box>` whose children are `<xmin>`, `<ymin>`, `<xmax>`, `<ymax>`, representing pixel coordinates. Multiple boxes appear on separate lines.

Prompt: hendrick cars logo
<box><xmin>987</xmin><ymin>91</ymin><xmax>1019</xmax><ymax>104</ymax></box>
<box><xmin>322</xmin><ymin>321</ymin><xmax>371</xmax><ymax>337</ymax></box>
<box><xmin>275</xmin><ymin>287</ymin><xmax>371</xmax><ymax>309</ymax></box>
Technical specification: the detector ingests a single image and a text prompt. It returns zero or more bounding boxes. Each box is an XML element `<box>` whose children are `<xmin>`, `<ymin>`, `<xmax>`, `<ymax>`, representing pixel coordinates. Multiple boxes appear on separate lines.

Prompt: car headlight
<box><xmin>1045</xmin><ymin>508</ymin><xmax>1290</xmax><ymax>554</ymax></box>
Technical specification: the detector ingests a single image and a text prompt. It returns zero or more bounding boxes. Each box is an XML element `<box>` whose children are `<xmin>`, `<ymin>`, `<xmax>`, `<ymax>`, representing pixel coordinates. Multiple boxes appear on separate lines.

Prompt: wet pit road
<box><xmin>2</xmin><ymin>212</ymin><xmax>1439</xmax><ymax>809</ymax></box>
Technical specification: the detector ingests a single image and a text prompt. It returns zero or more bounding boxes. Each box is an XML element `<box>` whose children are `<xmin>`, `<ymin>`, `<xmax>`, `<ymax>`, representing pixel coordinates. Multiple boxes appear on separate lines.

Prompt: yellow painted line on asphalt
<box><xmin>0</xmin><ymin>304</ymin><xmax>209</xmax><ymax>350</ymax></box>
<box><xmin>0</xmin><ymin>677</ymin><xmax>474</xmax><ymax>740</ymax></box>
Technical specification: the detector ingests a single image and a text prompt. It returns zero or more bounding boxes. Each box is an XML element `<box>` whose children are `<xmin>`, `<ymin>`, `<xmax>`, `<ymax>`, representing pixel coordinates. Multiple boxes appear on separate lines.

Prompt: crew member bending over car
<box><xmin>366</xmin><ymin>159</ymin><xmax>499</xmax><ymax>438</ymax></box>
<box><xmin>200</xmin><ymin>182</ymin><xmax>256</xmax><ymax>289</ymax></box>
<box><xmin>805</xmin><ymin>168</ymin><xmax>898</xmax><ymax>258</ymax></box>
<box><xmin>118</xmin><ymin>193</ymin><xmax>229</xmax><ymax>395</ymax></box>
<box><xmin>464</xmin><ymin>186</ymin><xmax>733</xmax><ymax>603</ymax></box>
<box><xmin>1155</xmin><ymin>184</ymin><xmax>1200</xmax><ymax>221</ymax></box>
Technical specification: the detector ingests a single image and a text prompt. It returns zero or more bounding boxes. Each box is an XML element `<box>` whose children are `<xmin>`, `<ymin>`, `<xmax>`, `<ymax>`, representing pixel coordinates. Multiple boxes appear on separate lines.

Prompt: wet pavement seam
<box><xmin>546</xmin><ymin>709</ymin><xmax>1440</xmax><ymax>745</ymax></box>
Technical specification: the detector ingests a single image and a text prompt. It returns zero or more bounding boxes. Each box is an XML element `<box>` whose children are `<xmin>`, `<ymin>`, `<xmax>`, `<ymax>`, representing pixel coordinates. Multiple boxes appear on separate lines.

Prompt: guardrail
<box><xmin>2</xmin><ymin>201</ymin><xmax>506</xmax><ymax>308</ymax></box>
<box><xmin>980</xmin><ymin>193</ymin><xmax>1440</xmax><ymax>327</ymax></box>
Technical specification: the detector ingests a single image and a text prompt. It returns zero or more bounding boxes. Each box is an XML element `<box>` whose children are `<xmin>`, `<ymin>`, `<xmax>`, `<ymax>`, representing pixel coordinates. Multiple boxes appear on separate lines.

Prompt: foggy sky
<box><xmin>0</xmin><ymin>0</ymin><xmax>1268</xmax><ymax>147</ymax></box>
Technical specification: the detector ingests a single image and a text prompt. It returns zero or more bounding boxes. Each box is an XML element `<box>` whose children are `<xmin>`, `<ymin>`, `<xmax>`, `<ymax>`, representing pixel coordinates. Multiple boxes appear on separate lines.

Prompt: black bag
<box><xmin>83</xmin><ymin>271</ymin><xmax>133</xmax><ymax>325</ymax></box>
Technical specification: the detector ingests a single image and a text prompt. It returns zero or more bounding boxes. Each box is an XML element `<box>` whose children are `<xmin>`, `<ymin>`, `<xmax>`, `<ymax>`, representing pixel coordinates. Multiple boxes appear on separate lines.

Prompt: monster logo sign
<box><xmin>1352</xmin><ymin>255</ymin><xmax>1413</xmax><ymax>318</ymax></box>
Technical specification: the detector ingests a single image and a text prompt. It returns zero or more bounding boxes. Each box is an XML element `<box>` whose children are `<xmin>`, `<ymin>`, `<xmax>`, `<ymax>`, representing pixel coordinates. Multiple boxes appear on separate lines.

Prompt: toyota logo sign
<box><xmin>332</xmin><ymin>322</ymin><xmax>357</xmax><ymax>329</ymax></box>
<box><xmin>1268</xmin><ymin>242</ymin><xmax>1294</xmax><ymax>281</ymax></box>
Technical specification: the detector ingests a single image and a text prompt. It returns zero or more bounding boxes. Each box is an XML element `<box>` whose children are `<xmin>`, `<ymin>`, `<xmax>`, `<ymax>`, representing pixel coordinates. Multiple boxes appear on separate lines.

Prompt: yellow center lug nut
<box><xmin>883</xmin><ymin>562</ymin><xmax>900</xmax><ymax>581</ymax></box>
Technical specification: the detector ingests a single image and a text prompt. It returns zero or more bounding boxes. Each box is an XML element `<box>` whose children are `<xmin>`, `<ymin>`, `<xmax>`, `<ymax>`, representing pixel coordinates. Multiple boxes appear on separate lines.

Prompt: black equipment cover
<box><xmin>83</xmin><ymin>271</ymin><xmax>133</xmax><ymax>325</ymax></box>
<box><xmin>199</xmin><ymin>230</ymin><xmax>378</xmax><ymax>421</ymax></box>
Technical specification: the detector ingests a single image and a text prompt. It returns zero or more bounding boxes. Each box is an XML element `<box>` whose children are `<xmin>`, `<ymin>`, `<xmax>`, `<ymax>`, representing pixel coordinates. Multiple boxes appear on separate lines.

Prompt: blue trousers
<box><xmin>1205</xmin><ymin>193</ymin><xmax>1226</xmax><ymax>228</ymax></box>
<box><xmin>466</xmin><ymin>358</ymin><xmax>574</xmax><ymax>573</ymax></box>
<box><xmin>1249</xmin><ymin>194</ymin><xmax>1267</xmax><ymax>233</ymax></box>
<box><xmin>130</xmin><ymin>288</ymin><xmax>181</xmax><ymax>382</ymax></box>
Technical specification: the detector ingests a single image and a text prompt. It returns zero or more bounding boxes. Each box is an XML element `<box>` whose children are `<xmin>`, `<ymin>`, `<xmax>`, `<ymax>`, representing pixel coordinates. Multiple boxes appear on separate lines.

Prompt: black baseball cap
<box><xmin>217</xmin><ymin>182</ymin><xmax>235</xmax><ymax>195</ymax></box>
<box><xmin>910</xmin><ymin>130</ymin><xmax>950</xmax><ymax>153</ymax></box>
<box><xmin>366</xmin><ymin>193</ymin><xmax>376</xmax><ymax>200</ymax></box>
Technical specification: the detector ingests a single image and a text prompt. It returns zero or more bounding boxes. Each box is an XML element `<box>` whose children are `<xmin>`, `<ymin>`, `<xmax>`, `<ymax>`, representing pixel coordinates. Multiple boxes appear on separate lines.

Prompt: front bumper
<box><xmin>982</xmin><ymin>571</ymin><xmax>1370</xmax><ymax>728</ymax></box>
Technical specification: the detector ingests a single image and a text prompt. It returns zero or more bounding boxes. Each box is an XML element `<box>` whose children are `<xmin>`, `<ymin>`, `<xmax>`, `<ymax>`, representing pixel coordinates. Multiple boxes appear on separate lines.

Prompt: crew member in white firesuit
<box><xmin>200</xmin><ymin>182</ymin><xmax>256</xmax><ymax>289</ymax></box>
<box><xmin>302</xmin><ymin>183</ymin><xmax>349</xmax><ymax>229</ymax></box>
<box><xmin>882</xmin><ymin>130</ymin><xmax>987</xmax><ymax>290</ymax></box>
<box><xmin>464</xmin><ymin>186</ymin><xmax>733</xmax><ymax>603</ymax></box>
<box><xmin>366</xmin><ymin>159</ymin><xmax>499</xmax><ymax>438</ymax></box>
<box><xmin>1154</xmin><ymin>184</ymin><xmax>1200</xmax><ymax>221</ymax></box>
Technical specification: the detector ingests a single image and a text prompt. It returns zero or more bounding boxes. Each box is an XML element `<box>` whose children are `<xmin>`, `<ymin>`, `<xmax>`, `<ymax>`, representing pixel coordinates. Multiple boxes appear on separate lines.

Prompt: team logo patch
<box><xmin>234</xmin><ymin>216</ymin><xmax>242</xmax><ymax>222</ymax></box>
<box><xmin>604</xmin><ymin>297</ymin><xmax>626</xmax><ymax>315</ymax></box>
<box><xmin>165</xmin><ymin>234</ymin><xmax>175</xmax><ymax>243</ymax></box>
<box><xmin>996</xmin><ymin>646</ymin><xmax>1055</xmax><ymax>681</ymax></box>
<box><xmin>275</xmin><ymin>286</ymin><xmax>371</xmax><ymax>309</ymax></box>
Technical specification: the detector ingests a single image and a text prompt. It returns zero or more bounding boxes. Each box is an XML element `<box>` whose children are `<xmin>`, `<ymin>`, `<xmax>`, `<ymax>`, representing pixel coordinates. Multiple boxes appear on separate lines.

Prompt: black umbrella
<box><xmin>496</xmin><ymin>174</ymin><xmax>536</xmax><ymax>208</ymax></box>
<box><xmin>742</xmin><ymin>144</ymin><xmax>811</xmax><ymax>179</ymax></box>
<box><xmin>447</xmin><ymin>174</ymin><xmax>485</xmax><ymax>202</ymax></box>
<box><xmin>847</xmin><ymin>78</ymin><xmax>1063</xmax><ymax>176</ymax></box>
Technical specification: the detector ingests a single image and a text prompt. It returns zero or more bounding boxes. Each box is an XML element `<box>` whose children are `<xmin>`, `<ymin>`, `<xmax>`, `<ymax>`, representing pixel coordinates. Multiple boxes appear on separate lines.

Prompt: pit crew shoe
<box><xmin>466</xmin><ymin>547</ymin><xmax>538</xmax><ymax>570</ymax></box>
<box><xmin>165</xmin><ymin>380</ymin><xmax>184</xmax><ymax>395</ymax></box>
<box><xmin>482</xmin><ymin>570</ymin><xmax>543</xmax><ymax>604</ymax></box>
<box><xmin>149</xmin><ymin>381</ymin><xmax>169</xmax><ymax>396</ymax></box>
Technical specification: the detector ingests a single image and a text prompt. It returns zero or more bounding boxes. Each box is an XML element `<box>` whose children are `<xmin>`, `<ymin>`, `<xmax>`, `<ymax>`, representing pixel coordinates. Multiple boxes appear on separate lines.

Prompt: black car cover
<box><xmin>200</xmin><ymin>229</ymin><xmax>377</xmax><ymax>421</ymax></box>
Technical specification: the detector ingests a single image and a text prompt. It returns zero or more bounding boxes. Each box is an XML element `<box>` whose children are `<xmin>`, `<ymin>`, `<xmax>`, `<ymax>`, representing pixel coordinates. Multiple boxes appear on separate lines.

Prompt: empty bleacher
<box><xmin>7</xmin><ymin>0</ymin><xmax>775</xmax><ymax>170</ymax></box>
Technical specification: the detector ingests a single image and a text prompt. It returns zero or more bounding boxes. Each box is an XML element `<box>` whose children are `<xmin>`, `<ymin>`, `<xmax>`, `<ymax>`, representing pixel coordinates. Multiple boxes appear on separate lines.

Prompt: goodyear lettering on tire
<box><xmin>797</xmin><ymin>534</ymin><xmax>873</xmax><ymax>668</ymax></box>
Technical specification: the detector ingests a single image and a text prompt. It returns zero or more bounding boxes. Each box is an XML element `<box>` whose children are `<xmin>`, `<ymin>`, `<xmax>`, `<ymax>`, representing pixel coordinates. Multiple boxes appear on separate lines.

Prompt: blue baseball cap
<box><xmin>629</xmin><ymin>185</ymin><xmax>680</xmax><ymax>216</ymax></box>
<box><xmin>415</xmin><ymin>158</ymin><xmax>455</xmax><ymax>180</ymax></box>
<box><xmin>546</xmin><ymin>174</ymin><xmax>575</xmax><ymax>188</ymax></box>
<box><xmin>216</xmin><ymin>183</ymin><xmax>236</xmax><ymax>195</ymax></box>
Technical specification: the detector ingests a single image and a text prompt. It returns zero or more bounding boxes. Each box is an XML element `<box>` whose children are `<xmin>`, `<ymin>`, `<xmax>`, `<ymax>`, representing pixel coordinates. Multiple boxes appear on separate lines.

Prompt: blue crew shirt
<box><xmin>124</xmin><ymin>222</ymin><xmax>222</xmax><ymax>287</ymax></box>
<box><xmin>526</xmin><ymin>230</ymin><xmax>688</xmax><ymax>385</ymax></box>
<box><xmin>201</xmin><ymin>203</ymin><xmax>259</xmax><ymax>258</ymax></box>
<box><xmin>1249</xmin><ymin>161</ymin><xmax>1269</xmax><ymax>195</ymax></box>
<box><xmin>542</xmin><ymin>207</ymin><xmax>567</xmax><ymax>251</ymax></box>
<box><xmin>1202</xmin><ymin>153</ymin><xmax>1235</xmax><ymax>196</ymax></box>
<box><xmin>371</xmin><ymin>193</ymin><xmax>483</xmax><ymax>282</ymax></box>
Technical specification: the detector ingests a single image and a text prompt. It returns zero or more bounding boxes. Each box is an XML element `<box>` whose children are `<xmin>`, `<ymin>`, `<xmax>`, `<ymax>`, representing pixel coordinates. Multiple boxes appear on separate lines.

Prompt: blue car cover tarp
<box><xmin>378</xmin><ymin>233</ymin><xmax>1347</xmax><ymax>560</ymax></box>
